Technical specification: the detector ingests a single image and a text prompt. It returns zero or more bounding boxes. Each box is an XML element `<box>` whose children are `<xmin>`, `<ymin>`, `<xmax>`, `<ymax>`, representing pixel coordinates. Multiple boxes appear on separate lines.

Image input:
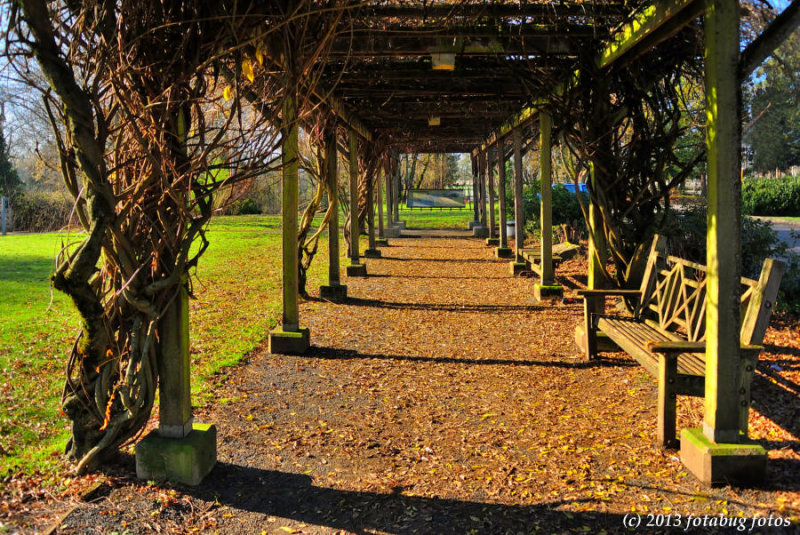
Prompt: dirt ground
<box><xmin>5</xmin><ymin>236</ymin><xmax>800</xmax><ymax>534</ymax></box>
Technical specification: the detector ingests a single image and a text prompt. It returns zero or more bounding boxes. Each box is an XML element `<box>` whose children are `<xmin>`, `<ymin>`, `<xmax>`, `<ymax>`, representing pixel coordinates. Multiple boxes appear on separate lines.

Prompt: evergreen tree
<box><xmin>0</xmin><ymin>126</ymin><xmax>21</xmax><ymax>198</ymax></box>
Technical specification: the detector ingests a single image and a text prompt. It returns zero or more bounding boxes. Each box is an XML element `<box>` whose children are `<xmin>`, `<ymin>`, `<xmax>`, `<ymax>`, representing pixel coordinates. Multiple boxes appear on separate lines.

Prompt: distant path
<box><xmin>752</xmin><ymin>216</ymin><xmax>800</xmax><ymax>256</ymax></box>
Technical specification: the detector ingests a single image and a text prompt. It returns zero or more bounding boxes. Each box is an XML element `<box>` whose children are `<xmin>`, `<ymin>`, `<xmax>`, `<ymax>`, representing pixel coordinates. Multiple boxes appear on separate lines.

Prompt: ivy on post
<box><xmin>680</xmin><ymin>0</ymin><xmax>766</xmax><ymax>486</ymax></box>
<box><xmin>347</xmin><ymin>128</ymin><xmax>368</xmax><ymax>277</ymax></box>
<box><xmin>135</xmin><ymin>109</ymin><xmax>216</xmax><ymax>487</ymax></box>
<box><xmin>268</xmin><ymin>93</ymin><xmax>310</xmax><ymax>354</ymax></box>
<box><xmin>495</xmin><ymin>139</ymin><xmax>512</xmax><ymax>258</ymax></box>
<box><xmin>320</xmin><ymin>120</ymin><xmax>347</xmax><ymax>300</ymax></box>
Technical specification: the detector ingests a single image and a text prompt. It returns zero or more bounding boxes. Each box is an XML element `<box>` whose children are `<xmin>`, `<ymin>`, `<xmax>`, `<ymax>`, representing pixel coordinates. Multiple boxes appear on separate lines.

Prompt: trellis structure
<box><xmin>14</xmin><ymin>0</ymin><xmax>799</xmax><ymax>487</ymax></box>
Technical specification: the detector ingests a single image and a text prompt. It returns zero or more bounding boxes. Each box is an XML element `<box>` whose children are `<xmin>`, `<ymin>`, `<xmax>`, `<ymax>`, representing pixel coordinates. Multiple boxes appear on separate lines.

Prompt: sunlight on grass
<box><xmin>0</xmin><ymin>215</ymin><xmax>346</xmax><ymax>474</ymax></box>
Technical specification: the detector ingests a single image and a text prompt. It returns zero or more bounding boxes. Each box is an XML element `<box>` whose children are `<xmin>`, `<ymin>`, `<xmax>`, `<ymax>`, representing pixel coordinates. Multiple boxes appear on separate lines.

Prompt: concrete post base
<box><xmin>346</xmin><ymin>263</ymin><xmax>368</xmax><ymax>277</ymax></box>
<box><xmin>534</xmin><ymin>284</ymin><xmax>563</xmax><ymax>301</ymax></box>
<box><xmin>486</xmin><ymin>237</ymin><xmax>500</xmax><ymax>246</ymax></box>
<box><xmin>472</xmin><ymin>225</ymin><xmax>489</xmax><ymax>238</ymax></box>
<box><xmin>376</xmin><ymin>238</ymin><xmax>389</xmax><ymax>246</ymax></box>
<box><xmin>364</xmin><ymin>248</ymin><xmax>382</xmax><ymax>258</ymax></box>
<box><xmin>495</xmin><ymin>247</ymin><xmax>513</xmax><ymax>259</ymax></box>
<box><xmin>268</xmin><ymin>327</ymin><xmax>310</xmax><ymax>354</ymax></box>
<box><xmin>384</xmin><ymin>226</ymin><xmax>400</xmax><ymax>238</ymax></box>
<box><xmin>509</xmin><ymin>262</ymin><xmax>528</xmax><ymax>275</ymax></box>
<box><xmin>468</xmin><ymin>220</ymin><xmax>480</xmax><ymax>230</ymax></box>
<box><xmin>320</xmin><ymin>284</ymin><xmax>348</xmax><ymax>301</ymax></box>
<box><xmin>135</xmin><ymin>423</ymin><xmax>217</xmax><ymax>486</ymax></box>
<box><xmin>680</xmin><ymin>428</ymin><xmax>767</xmax><ymax>486</ymax></box>
<box><xmin>396</xmin><ymin>220</ymin><xmax>406</xmax><ymax>230</ymax></box>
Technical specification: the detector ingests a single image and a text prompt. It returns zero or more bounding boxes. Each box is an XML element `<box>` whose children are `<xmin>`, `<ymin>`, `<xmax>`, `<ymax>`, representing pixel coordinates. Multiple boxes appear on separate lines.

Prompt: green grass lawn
<box><xmin>0</xmin><ymin>215</ymin><xmax>352</xmax><ymax>474</ymax></box>
<box><xmin>395</xmin><ymin>203</ymin><xmax>497</xmax><ymax>229</ymax></box>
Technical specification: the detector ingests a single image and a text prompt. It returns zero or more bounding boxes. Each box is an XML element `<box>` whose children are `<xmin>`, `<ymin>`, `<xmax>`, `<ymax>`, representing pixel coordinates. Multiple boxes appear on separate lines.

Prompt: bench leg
<box><xmin>583</xmin><ymin>297</ymin><xmax>598</xmax><ymax>360</ymax></box>
<box><xmin>657</xmin><ymin>355</ymin><xmax>679</xmax><ymax>449</ymax></box>
<box><xmin>738</xmin><ymin>353</ymin><xmax>758</xmax><ymax>436</ymax></box>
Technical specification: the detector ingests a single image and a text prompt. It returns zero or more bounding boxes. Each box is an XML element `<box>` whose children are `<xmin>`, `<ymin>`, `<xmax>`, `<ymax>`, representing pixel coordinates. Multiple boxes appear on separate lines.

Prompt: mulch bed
<box><xmin>4</xmin><ymin>237</ymin><xmax>800</xmax><ymax>534</ymax></box>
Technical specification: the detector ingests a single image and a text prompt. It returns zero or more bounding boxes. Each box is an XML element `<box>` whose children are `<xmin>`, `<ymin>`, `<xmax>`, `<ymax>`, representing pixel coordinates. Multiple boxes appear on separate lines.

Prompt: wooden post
<box><xmin>680</xmin><ymin>0</ymin><xmax>767</xmax><ymax>487</ymax></box>
<box><xmin>479</xmin><ymin>151</ymin><xmax>487</xmax><ymax>226</ymax></box>
<box><xmin>349</xmin><ymin>128</ymin><xmax>360</xmax><ymax>264</ymax></box>
<box><xmin>393</xmin><ymin>152</ymin><xmax>401</xmax><ymax>225</ymax></box>
<box><xmin>539</xmin><ymin>110</ymin><xmax>554</xmax><ymax>285</ymax></box>
<box><xmin>702</xmin><ymin>0</ymin><xmax>743</xmax><ymax>444</ymax></box>
<box><xmin>385</xmin><ymin>153</ymin><xmax>394</xmax><ymax>230</ymax></box>
<box><xmin>157</xmin><ymin>283</ymin><xmax>192</xmax><ymax>438</ymax></box>
<box><xmin>487</xmin><ymin>147</ymin><xmax>496</xmax><ymax>240</ymax></box>
<box><xmin>319</xmin><ymin>123</ymin><xmax>347</xmax><ymax>300</ymax></box>
<box><xmin>326</xmin><ymin>126</ymin><xmax>340</xmax><ymax>286</ymax></box>
<box><xmin>365</xmin><ymin>165</ymin><xmax>380</xmax><ymax>257</ymax></box>
<box><xmin>587</xmin><ymin>163</ymin><xmax>608</xmax><ymax>291</ymax></box>
<box><xmin>281</xmin><ymin>96</ymin><xmax>300</xmax><ymax>331</ymax></box>
<box><xmin>497</xmin><ymin>141</ymin><xmax>508</xmax><ymax>249</ymax></box>
<box><xmin>471</xmin><ymin>155</ymin><xmax>480</xmax><ymax>226</ymax></box>
<box><xmin>377</xmin><ymin>163</ymin><xmax>384</xmax><ymax>239</ymax></box>
<box><xmin>513</xmin><ymin>128</ymin><xmax>525</xmax><ymax>263</ymax></box>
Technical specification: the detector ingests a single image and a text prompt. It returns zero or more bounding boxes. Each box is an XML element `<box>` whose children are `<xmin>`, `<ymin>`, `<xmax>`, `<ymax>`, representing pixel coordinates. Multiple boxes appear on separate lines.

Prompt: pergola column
<box><xmin>377</xmin><ymin>160</ymin><xmax>386</xmax><ymax>243</ymax></box>
<box><xmin>320</xmin><ymin>122</ymin><xmax>347</xmax><ymax>300</ymax></box>
<box><xmin>393</xmin><ymin>153</ymin><xmax>404</xmax><ymax>230</ymax></box>
<box><xmin>473</xmin><ymin>151</ymin><xmax>489</xmax><ymax>237</ymax></box>
<box><xmin>534</xmin><ymin>110</ymin><xmax>562</xmax><ymax>300</ymax></box>
<box><xmin>680</xmin><ymin>0</ymin><xmax>766</xmax><ymax>486</ymax></box>
<box><xmin>268</xmin><ymin>94</ymin><xmax>310</xmax><ymax>353</ymax></box>
<box><xmin>509</xmin><ymin>128</ymin><xmax>527</xmax><ymax>275</ymax></box>
<box><xmin>495</xmin><ymin>141</ymin><xmax>512</xmax><ymax>257</ymax></box>
<box><xmin>346</xmin><ymin>128</ymin><xmax>368</xmax><ymax>277</ymax></box>
<box><xmin>364</xmin><ymin>167</ymin><xmax>381</xmax><ymax>258</ymax></box>
<box><xmin>468</xmin><ymin>155</ymin><xmax>480</xmax><ymax>230</ymax></box>
<box><xmin>384</xmin><ymin>152</ymin><xmax>396</xmax><ymax>238</ymax></box>
<box><xmin>486</xmin><ymin>147</ymin><xmax>498</xmax><ymax>245</ymax></box>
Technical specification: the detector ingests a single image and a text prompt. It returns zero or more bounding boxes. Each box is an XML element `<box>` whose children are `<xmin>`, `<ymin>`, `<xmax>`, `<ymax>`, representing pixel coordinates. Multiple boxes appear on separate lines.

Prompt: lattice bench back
<box><xmin>635</xmin><ymin>235</ymin><xmax>785</xmax><ymax>347</ymax></box>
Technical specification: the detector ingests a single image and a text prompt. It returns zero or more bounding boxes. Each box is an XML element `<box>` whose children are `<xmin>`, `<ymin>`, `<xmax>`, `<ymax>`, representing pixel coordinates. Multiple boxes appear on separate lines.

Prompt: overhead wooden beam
<box><xmin>363</xmin><ymin>4</ymin><xmax>628</xmax><ymax>20</ymax></box>
<box><xmin>598</xmin><ymin>0</ymin><xmax>705</xmax><ymax>69</ymax></box>
<box><xmin>739</xmin><ymin>1</ymin><xmax>800</xmax><ymax>78</ymax></box>
<box><xmin>476</xmin><ymin>0</ymin><xmax>705</xmax><ymax>154</ymax></box>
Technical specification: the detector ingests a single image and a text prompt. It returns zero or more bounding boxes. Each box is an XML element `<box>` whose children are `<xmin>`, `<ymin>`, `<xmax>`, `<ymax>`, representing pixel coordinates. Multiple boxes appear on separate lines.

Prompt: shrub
<box><xmin>227</xmin><ymin>197</ymin><xmax>262</xmax><ymax>215</ymax></box>
<box><xmin>10</xmin><ymin>191</ymin><xmax>76</xmax><ymax>232</ymax></box>
<box><xmin>662</xmin><ymin>202</ymin><xmax>800</xmax><ymax>314</ymax></box>
<box><xmin>742</xmin><ymin>175</ymin><xmax>800</xmax><ymax>216</ymax></box>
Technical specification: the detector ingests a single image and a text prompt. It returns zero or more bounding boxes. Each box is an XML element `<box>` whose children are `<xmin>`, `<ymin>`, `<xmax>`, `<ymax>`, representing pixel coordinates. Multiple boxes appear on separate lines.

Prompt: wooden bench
<box><xmin>578</xmin><ymin>235</ymin><xmax>785</xmax><ymax>448</ymax></box>
<box><xmin>519</xmin><ymin>242</ymin><xmax>580</xmax><ymax>275</ymax></box>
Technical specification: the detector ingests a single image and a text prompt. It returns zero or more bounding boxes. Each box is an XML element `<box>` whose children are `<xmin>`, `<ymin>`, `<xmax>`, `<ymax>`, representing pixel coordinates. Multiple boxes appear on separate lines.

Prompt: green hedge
<box><xmin>742</xmin><ymin>176</ymin><xmax>800</xmax><ymax>216</ymax></box>
<box><xmin>10</xmin><ymin>191</ymin><xmax>75</xmax><ymax>232</ymax></box>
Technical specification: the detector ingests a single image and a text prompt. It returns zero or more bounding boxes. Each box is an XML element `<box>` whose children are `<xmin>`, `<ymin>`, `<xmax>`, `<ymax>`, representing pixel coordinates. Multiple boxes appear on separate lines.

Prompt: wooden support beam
<box><xmin>702</xmin><ymin>0</ymin><xmax>743</xmax><ymax>444</ymax></box>
<box><xmin>477</xmin><ymin>0</ymin><xmax>705</xmax><ymax>153</ymax></box>
<box><xmin>739</xmin><ymin>1</ymin><xmax>800</xmax><ymax>78</ymax></box>
<box><xmin>597</xmin><ymin>0</ymin><xmax>705</xmax><ymax>69</ymax></box>
<box><xmin>539</xmin><ymin>111</ymin><xmax>554</xmax><ymax>286</ymax></box>
<box><xmin>497</xmin><ymin>142</ymin><xmax>508</xmax><ymax>248</ymax></box>
<box><xmin>349</xmin><ymin>129</ymin><xmax>361</xmax><ymax>264</ymax></box>
<box><xmin>513</xmin><ymin>129</ymin><xmax>525</xmax><ymax>263</ymax></box>
<box><xmin>478</xmin><ymin>151</ymin><xmax>487</xmax><ymax>226</ymax></box>
<box><xmin>281</xmin><ymin>95</ymin><xmax>300</xmax><ymax>331</ymax></box>
<box><xmin>325</xmin><ymin>124</ymin><xmax>341</xmax><ymax>287</ymax></box>
<box><xmin>471</xmin><ymin>155</ymin><xmax>480</xmax><ymax>224</ymax></box>
<box><xmin>377</xmin><ymin>162</ymin><xmax>384</xmax><ymax>240</ymax></box>
<box><xmin>487</xmin><ymin>148</ymin><xmax>496</xmax><ymax>239</ymax></box>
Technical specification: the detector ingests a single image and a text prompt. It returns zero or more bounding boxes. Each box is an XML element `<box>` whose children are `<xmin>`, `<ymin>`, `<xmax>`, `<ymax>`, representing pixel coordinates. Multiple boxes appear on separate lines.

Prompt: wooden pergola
<box><xmin>19</xmin><ymin>0</ymin><xmax>799</xmax><ymax>488</ymax></box>
<box><xmin>260</xmin><ymin>0</ymin><xmax>799</xmax><ymax>489</ymax></box>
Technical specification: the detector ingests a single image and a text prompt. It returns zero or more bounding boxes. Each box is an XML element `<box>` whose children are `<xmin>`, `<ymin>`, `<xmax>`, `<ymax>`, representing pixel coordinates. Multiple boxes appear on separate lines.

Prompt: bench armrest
<box><xmin>646</xmin><ymin>340</ymin><xmax>763</xmax><ymax>355</ymax></box>
<box><xmin>577</xmin><ymin>289</ymin><xmax>642</xmax><ymax>298</ymax></box>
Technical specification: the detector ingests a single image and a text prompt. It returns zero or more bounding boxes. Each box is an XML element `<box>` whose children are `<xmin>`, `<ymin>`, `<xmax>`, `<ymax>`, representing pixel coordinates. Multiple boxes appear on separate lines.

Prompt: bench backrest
<box><xmin>636</xmin><ymin>235</ymin><xmax>786</xmax><ymax>345</ymax></box>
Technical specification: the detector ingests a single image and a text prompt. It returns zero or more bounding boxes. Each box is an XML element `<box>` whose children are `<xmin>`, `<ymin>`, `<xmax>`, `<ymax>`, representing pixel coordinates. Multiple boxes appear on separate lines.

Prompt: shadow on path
<box><xmin>185</xmin><ymin>464</ymin><xmax>631</xmax><ymax>534</ymax></box>
<box><xmin>306</xmin><ymin>346</ymin><xmax>631</xmax><ymax>369</ymax></box>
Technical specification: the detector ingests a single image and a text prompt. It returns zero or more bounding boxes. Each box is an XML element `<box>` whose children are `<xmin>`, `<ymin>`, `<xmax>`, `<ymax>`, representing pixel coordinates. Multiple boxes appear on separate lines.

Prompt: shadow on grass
<box><xmin>0</xmin><ymin>255</ymin><xmax>54</xmax><ymax>282</ymax></box>
<box><xmin>306</xmin><ymin>346</ymin><xmax>631</xmax><ymax>370</ymax></box>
